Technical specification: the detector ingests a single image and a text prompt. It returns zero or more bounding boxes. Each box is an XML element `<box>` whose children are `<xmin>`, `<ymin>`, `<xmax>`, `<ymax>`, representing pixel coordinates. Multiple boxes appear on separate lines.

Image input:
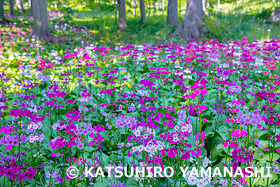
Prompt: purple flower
<box><xmin>273</xmin><ymin>167</ymin><xmax>279</xmax><ymax>174</ymax></box>
<box><xmin>77</xmin><ymin>143</ymin><xmax>84</xmax><ymax>150</ymax></box>
<box><xmin>255</xmin><ymin>139</ymin><xmax>260</xmax><ymax>147</ymax></box>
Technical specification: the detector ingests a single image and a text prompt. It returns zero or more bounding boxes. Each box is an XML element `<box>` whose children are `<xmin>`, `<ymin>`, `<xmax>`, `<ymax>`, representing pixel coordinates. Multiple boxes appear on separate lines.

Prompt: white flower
<box><xmin>186</xmin><ymin>125</ymin><xmax>192</xmax><ymax>133</ymax></box>
<box><xmin>158</xmin><ymin>145</ymin><xmax>164</xmax><ymax>150</ymax></box>
<box><xmin>203</xmin><ymin>178</ymin><xmax>209</xmax><ymax>186</ymax></box>
<box><xmin>204</xmin><ymin>174</ymin><xmax>212</xmax><ymax>182</ymax></box>
<box><xmin>52</xmin><ymin>123</ymin><xmax>58</xmax><ymax>130</ymax></box>
<box><xmin>138</xmin><ymin>145</ymin><xmax>144</xmax><ymax>152</ymax></box>
<box><xmin>202</xmin><ymin>161</ymin><xmax>208</xmax><ymax>168</ymax></box>
<box><xmin>204</xmin><ymin>157</ymin><xmax>211</xmax><ymax>164</ymax></box>
<box><xmin>145</xmin><ymin>146</ymin><xmax>150</xmax><ymax>152</ymax></box>
<box><xmin>173</xmin><ymin>135</ymin><xmax>179</xmax><ymax>142</ymax></box>
<box><xmin>131</xmin><ymin>147</ymin><xmax>137</xmax><ymax>152</ymax></box>
<box><xmin>143</xmin><ymin>134</ymin><xmax>148</xmax><ymax>139</ymax></box>
<box><xmin>149</xmin><ymin>146</ymin><xmax>155</xmax><ymax>152</ymax></box>
<box><xmin>187</xmin><ymin>177</ymin><xmax>197</xmax><ymax>185</ymax></box>
<box><xmin>181</xmin><ymin>125</ymin><xmax>187</xmax><ymax>132</ymax></box>
<box><xmin>138</xmin><ymin>126</ymin><xmax>143</xmax><ymax>132</ymax></box>
<box><xmin>197</xmin><ymin>179</ymin><xmax>205</xmax><ymax>187</ymax></box>
<box><xmin>29</xmin><ymin>138</ymin><xmax>34</xmax><ymax>143</ymax></box>
<box><xmin>189</xmin><ymin>157</ymin><xmax>194</xmax><ymax>163</ymax></box>
<box><xmin>33</xmin><ymin>124</ymin><xmax>38</xmax><ymax>129</ymax></box>
<box><xmin>134</xmin><ymin>130</ymin><xmax>141</xmax><ymax>137</ymax></box>
<box><xmin>28</xmin><ymin>124</ymin><xmax>33</xmax><ymax>129</ymax></box>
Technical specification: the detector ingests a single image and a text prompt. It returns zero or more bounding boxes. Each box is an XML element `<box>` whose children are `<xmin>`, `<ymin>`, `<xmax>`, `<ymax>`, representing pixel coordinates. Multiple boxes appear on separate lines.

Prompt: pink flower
<box><xmin>222</xmin><ymin>142</ymin><xmax>228</xmax><ymax>147</ymax></box>
<box><xmin>263</xmin><ymin>147</ymin><xmax>269</xmax><ymax>151</ymax></box>
<box><xmin>6</xmin><ymin>145</ymin><xmax>12</xmax><ymax>150</ymax></box>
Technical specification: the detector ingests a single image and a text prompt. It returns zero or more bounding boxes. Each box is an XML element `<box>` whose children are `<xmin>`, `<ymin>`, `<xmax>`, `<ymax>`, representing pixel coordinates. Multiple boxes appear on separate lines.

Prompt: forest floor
<box><xmin>3</xmin><ymin>0</ymin><xmax>280</xmax><ymax>44</ymax></box>
<box><xmin>65</xmin><ymin>0</ymin><xmax>280</xmax><ymax>44</ymax></box>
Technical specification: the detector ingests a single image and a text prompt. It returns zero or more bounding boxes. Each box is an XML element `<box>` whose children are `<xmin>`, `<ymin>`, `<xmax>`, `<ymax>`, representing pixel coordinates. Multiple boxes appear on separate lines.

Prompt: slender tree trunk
<box><xmin>202</xmin><ymin>0</ymin><xmax>207</xmax><ymax>13</ymax></box>
<box><xmin>0</xmin><ymin>0</ymin><xmax>5</xmax><ymax>23</ymax></box>
<box><xmin>118</xmin><ymin>0</ymin><xmax>126</xmax><ymax>31</ymax></box>
<box><xmin>153</xmin><ymin>0</ymin><xmax>156</xmax><ymax>15</ymax></box>
<box><xmin>29</xmin><ymin>0</ymin><xmax>33</xmax><ymax>16</ymax></box>
<box><xmin>162</xmin><ymin>0</ymin><xmax>165</xmax><ymax>15</ymax></box>
<box><xmin>10</xmin><ymin>0</ymin><xmax>15</xmax><ymax>17</ymax></box>
<box><xmin>140</xmin><ymin>0</ymin><xmax>146</xmax><ymax>21</ymax></box>
<box><xmin>115</xmin><ymin>2</ymin><xmax>118</xmax><ymax>25</ymax></box>
<box><xmin>235</xmin><ymin>0</ymin><xmax>237</xmax><ymax>14</ymax></box>
<box><xmin>167</xmin><ymin>0</ymin><xmax>207</xmax><ymax>42</ymax></box>
<box><xmin>32</xmin><ymin>0</ymin><xmax>52</xmax><ymax>41</ymax></box>
<box><xmin>167</xmin><ymin>0</ymin><xmax>178</xmax><ymax>25</ymax></box>
<box><xmin>148</xmin><ymin>0</ymin><xmax>151</xmax><ymax>17</ymax></box>
<box><xmin>132</xmin><ymin>0</ymin><xmax>136</xmax><ymax>17</ymax></box>
<box><xmin>16</xmin><ymin>0</ymin><xmax>24</xmax><ymax>14</ymax></box>
<box><xmin>203</xmin><ymin>0</ymin><xmax>208</xmax><ymax>15</ymax></box>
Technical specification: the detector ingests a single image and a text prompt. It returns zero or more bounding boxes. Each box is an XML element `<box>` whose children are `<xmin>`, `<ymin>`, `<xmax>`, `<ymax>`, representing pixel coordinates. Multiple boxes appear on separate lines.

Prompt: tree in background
<box><xmin>0</xmin><ymin>0</ymin><xmax>5</xmax><ymax>23</ymax></box>
<box><xmin>16</xmin><ymin>0</ymin><xmax>24</xmax><ymax>14</ymax></box>
<box><xmin>140</xmin><ymin>0</ymin><xmax>146</xmax><ymax>22</ymax></box>
<box><xmin>10</xmin><ymin>0</ymin><xmax>15</xmax><ymax>17</ymax></box>
<box><xmin>168</xmin><ymin>0</ymin><xmax>208</xmax><ymax>41</ymax></box>
<box><xmin>118</xmin><ymin>0</ymin><xmax>126</xmax><ymax>31</ymax></box>
<box><xmin>167</xmin><ymin>0</ymin><xmax>178</xmax><ymax>25</ymax></box>
<box><xmin>32</xmin><ymin>0</ymin><xmax>52</xmax><ymax>40</ymax></box>
<box><xmin>29</xmin><ymin>0</ymin><xmax>33</xmax><ymax>16</ymax></box>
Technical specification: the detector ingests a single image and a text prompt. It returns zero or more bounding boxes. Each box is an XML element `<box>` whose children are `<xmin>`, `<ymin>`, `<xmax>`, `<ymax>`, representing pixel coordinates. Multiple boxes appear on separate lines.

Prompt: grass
<box><xmin>63</xmin><ymin>0</ymin><xmax>280</xmax><ymax>44</ymax></box>
<box><xmin>2</xmin><ymin>0</ymin><xmax>280</xmax><ymax>44</ymax></box>
<box><xmin>70</xmin><ymin>14</ymin><xmax>178</xmax><ymax>44</ymax></box>
<box><xmin>205</xmin><ymin>11</ymin><xmax>280</xmax><ymax>42</ymax></box>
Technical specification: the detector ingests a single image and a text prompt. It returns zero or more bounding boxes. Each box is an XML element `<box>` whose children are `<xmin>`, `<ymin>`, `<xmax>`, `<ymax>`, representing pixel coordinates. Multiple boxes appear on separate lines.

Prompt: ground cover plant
<box><xmin>1</xmin><ymin>15</ymin><xmax>280</xmax><ymax>186</ymax></box>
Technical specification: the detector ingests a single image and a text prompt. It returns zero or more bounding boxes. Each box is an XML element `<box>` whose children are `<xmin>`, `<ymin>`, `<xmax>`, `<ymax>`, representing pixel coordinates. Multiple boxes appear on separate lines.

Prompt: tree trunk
<box><xmin>153</xmin><ymin>0</ymin><xmax>156</xmax><ymax>15</ymax></box>
<box><xmin>132</xmin><ymin>0</ymin><xmax>136</xmax><ymax>17</ymax></box>
<box><xmin>0</xmin><ymin>0</ymin><xmax>5</xmax><ymax>23</ymax></box>
<box><xmin>118</xmin><ymin>0</ymin><xmax>126</xmax><ymax>31</ymax></box>
<box><xmin>148</xmin><ymin>0</ymin><xmax>150</xmax><ymax>17</ymax></box>
<box><xmin>115</xmin><ymin>2</ymin><xmax>118</xmax><ymax>25</ymax></box>
<box><xmin>140</xmin><ymin>0</ymin><xmax>146</xmax><ymax>21</ymax></box>
<box><xmin>167</xmin><ymin>0</ymin><xmax>207</xmax><ymax>42</ymax></box>
<box><xmin>29</xmin><ymin>0</ymin><xmax>33</xmax><ymax>16</ymax></box>
<box><xmin>32</xmin><ymin>0</ymin><xmax>52</xmax><ymax>41</ymax></box>
<box><xmin>16</xmin><ymin>0</ymin><xmax>24</xmax><ymax>14</ymax></box>
<box><xmin>162</xmin><ymin>0</ymin><xmax>165</xmax><ymax>15</ymax></box>
<box><xmin>202</xmin><ymin>0</ymin><xmax>207</xmax><ymax>14</ymax></box>
<box><xmin>10</xmin><ymin>0</ymin><xmax>15</xmax><ymax>17</ymax></box>
<box><xmin>167</xmin><ymin>0</ymin><xmax>178</xmax><ymax>25</ymax></box>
